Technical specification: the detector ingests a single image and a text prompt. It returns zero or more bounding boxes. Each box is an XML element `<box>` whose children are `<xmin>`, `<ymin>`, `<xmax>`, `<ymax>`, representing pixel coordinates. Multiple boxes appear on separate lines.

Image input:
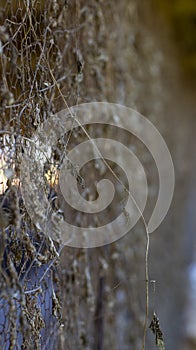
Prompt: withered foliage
<box><xmin>0</xmin><ymin>1</ymin><xmax>84</xmax><ymax>348</ymax></box>
<box><xmin>0</xmin><ymin>1</ymin><xmax>185</xmax><ymax>349</ymax></box>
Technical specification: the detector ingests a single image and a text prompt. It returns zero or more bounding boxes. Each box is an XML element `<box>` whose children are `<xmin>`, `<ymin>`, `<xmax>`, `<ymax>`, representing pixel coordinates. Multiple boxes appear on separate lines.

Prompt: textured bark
<box><xmin>0</xmin><ymin>1</ymin><xmax>195</xmax><ymax>350</ymax></box>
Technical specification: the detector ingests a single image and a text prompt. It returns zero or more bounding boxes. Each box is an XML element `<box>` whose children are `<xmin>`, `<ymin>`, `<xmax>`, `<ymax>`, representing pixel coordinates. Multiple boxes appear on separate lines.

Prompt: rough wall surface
<box><xmin>0</xmin><ymin>1</ymin><xmax>195</xmax><ymax>350</ymax></box>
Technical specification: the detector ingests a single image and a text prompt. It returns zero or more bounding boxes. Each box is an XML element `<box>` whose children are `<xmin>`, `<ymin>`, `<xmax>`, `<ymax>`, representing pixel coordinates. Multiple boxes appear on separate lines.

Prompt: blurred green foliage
<box><xmin>156</xmin><ymin>0</ymin><xmax>196</xmax><ymax>79</ymax></box>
